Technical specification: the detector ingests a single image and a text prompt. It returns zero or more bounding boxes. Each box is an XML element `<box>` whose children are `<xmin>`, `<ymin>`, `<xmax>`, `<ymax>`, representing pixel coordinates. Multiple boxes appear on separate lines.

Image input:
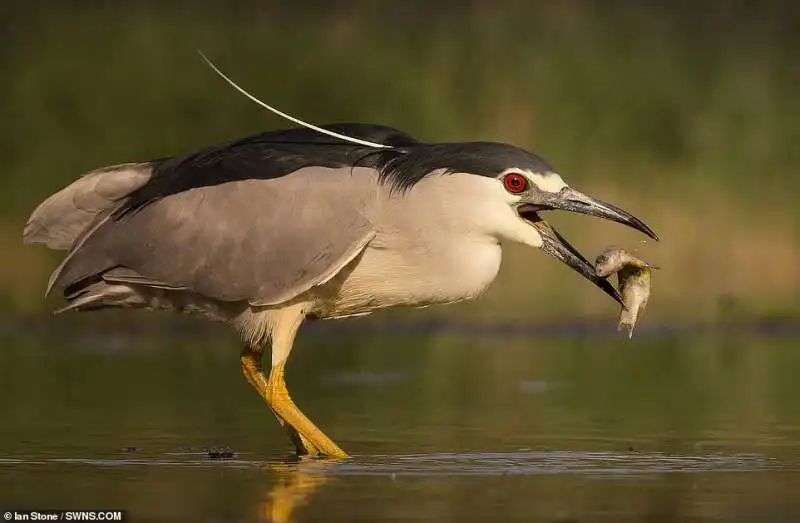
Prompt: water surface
<box><xmin>1</xmin><ymin>317</ymin><xmax>799</xmax><ymax>522</ymax></box>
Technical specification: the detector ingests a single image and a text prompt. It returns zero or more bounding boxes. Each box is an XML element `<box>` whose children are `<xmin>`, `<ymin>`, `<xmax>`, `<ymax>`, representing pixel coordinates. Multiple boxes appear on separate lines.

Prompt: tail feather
<box><xmin>56</xmin><ymin>273</ymin><xmax>235</xmax><ymax>322</ymax></box>
<box><xmin>56</xmin><ymin>280</ymin><xmax>147</xmax><ymax>313</ymax></box>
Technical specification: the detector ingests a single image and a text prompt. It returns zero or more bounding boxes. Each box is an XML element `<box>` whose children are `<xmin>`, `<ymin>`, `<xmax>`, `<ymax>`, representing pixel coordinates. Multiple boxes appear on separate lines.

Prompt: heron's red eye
<box><xmin>502</xmin><ymin>173</ymin><xmax>528</xmax><ymax>194</ymax></box>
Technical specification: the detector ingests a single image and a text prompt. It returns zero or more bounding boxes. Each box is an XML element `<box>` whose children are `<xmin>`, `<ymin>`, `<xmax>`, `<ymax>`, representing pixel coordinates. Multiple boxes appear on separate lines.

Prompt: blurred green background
<box><xmin>2</xmin><ymin>0</ymin><xmax>798</xmax><ymax>322</ymax></box>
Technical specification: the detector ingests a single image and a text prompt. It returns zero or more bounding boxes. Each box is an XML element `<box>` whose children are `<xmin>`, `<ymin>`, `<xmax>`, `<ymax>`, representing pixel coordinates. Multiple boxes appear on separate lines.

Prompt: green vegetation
<box><xmin>2</xmin><ymin>2</ymin><xmax>798</xmax><ymax>320</ymax></box>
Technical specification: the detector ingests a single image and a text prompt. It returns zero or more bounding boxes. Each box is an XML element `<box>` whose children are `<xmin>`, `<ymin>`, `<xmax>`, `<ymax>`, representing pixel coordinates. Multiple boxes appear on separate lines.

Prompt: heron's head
<box><xmin>503</xmin><ymin>171</ymin><xmax>657</xmax><ymax>304</ymax></box>
<box><xmin>487</xmin><ymin>144</ymin><xmax>658</xmax><ymax>304</ymax></box>
<box><xmin>385</xmin><ymin>141</ymin><xmax>658</xmax><ymax>304</ymax></box>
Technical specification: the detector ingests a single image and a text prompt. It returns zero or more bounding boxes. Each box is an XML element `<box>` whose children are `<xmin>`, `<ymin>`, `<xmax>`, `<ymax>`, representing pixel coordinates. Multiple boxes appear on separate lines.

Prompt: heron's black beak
<box><xmin>517</xmin><ymin>188</ymin><xmax>658</xmax><ymax>305</ymax></box>
<box><xmin>530</xmin><ymin>217</ymin><xmax>624</xmax><ymax>304</ymax></box>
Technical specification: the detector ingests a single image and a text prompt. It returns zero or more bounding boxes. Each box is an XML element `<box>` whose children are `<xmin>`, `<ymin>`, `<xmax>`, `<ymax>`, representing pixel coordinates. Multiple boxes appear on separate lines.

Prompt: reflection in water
<box><xmin>3</xmin><ymin>449</ymin><xmax>799</xmax><ymax>523</ymax></box>
<box><xmin>258</xmin><ymin>460</ymin><xmax>332</xmax><ymax>523</ymax></box>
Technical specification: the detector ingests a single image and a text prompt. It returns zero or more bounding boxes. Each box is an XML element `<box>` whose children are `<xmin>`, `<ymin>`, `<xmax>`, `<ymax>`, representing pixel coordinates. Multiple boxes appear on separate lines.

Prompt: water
<box><xmin>1</xmin><ymin>316</ymin><xmax>799</xmax><ymax>522</ymax></box>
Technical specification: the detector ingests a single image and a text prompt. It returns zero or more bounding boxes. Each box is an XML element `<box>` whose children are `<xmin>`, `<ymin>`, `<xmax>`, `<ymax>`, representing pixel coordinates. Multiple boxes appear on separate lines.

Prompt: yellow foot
<box><xmin>267</xmin><ymin>364</ymin><xmax>348</xmax><ymax>459</ymax></box>
<box><xmin>240</xmin><ymin>349</ymin><xmax>349</xmax><ymax>459</ymax></box>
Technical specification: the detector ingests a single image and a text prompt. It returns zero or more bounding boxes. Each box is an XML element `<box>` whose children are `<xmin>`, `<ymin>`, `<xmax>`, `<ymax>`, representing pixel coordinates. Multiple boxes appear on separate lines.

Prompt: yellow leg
<box><xmin>240</xmin><ymin>348</ymin><xmax>348</xmax><ymax>459</ymax></box>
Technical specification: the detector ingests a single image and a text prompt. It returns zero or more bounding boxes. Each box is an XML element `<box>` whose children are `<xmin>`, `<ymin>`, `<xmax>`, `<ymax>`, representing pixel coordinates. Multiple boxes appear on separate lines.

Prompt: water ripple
<box><xmin>0</xmin><ymin>450</ymin><xmax>793</xmax><ymax>478</ymax></box>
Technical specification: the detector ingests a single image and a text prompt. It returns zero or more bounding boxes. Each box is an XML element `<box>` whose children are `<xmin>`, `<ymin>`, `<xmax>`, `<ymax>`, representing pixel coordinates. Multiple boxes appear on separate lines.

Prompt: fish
<box><xmin>595</xmin><ymin>246</ymin><xmax>659</xmax><ymax>338</ymax></box>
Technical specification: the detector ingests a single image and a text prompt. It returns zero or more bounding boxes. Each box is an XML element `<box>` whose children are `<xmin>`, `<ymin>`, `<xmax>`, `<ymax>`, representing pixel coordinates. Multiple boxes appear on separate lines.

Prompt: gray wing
<box><xmin>24</xmin><ymin>163</ymin><xmax>152</xmax><ymax>250</ymax></box>
<box><xmin>50</xmin><ymin>166</ymin><xmax>378</xmax><ymax>306</ymax></box>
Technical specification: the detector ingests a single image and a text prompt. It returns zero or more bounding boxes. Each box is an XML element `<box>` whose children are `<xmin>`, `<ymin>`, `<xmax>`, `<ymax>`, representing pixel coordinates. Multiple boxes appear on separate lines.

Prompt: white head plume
<box><xmin>198</xmin><ymin>51</ymin><xmax>391</xmax><ymax>149</ymax></box>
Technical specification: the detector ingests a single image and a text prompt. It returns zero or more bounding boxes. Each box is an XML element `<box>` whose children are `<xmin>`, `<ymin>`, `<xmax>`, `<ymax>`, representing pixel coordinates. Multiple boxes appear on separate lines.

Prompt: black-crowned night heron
<box><xmin>23</xmin><ymin>60</ymin><xmax>657</xmax><ymax>459</ymax></box>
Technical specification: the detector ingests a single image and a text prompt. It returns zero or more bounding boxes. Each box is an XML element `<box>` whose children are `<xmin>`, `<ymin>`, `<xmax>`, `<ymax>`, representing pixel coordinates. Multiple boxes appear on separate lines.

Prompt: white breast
<box><xmin>318</xmin><ymin>172</ymin><xmax>513</xmax><ymax>317</ymax></box>
<box><xmin>331</xmin><ymin>235</ymin><xmax>502</xmax><ymax>313</ymax></box>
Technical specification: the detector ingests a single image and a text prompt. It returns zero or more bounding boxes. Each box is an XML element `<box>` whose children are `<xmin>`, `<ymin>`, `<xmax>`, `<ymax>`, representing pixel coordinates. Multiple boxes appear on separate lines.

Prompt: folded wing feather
<box><xmin>40</xmin><ymin>166</ymin><xmax>378</xmax><ymax>307</ymax></box>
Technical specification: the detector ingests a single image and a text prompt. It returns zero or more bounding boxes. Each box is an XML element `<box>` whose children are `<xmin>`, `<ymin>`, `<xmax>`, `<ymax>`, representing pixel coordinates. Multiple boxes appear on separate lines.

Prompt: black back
<box><xmin>117</xmin><ymin>123</ymin><xmax>554</xmax><ymax>216</ymax></box>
